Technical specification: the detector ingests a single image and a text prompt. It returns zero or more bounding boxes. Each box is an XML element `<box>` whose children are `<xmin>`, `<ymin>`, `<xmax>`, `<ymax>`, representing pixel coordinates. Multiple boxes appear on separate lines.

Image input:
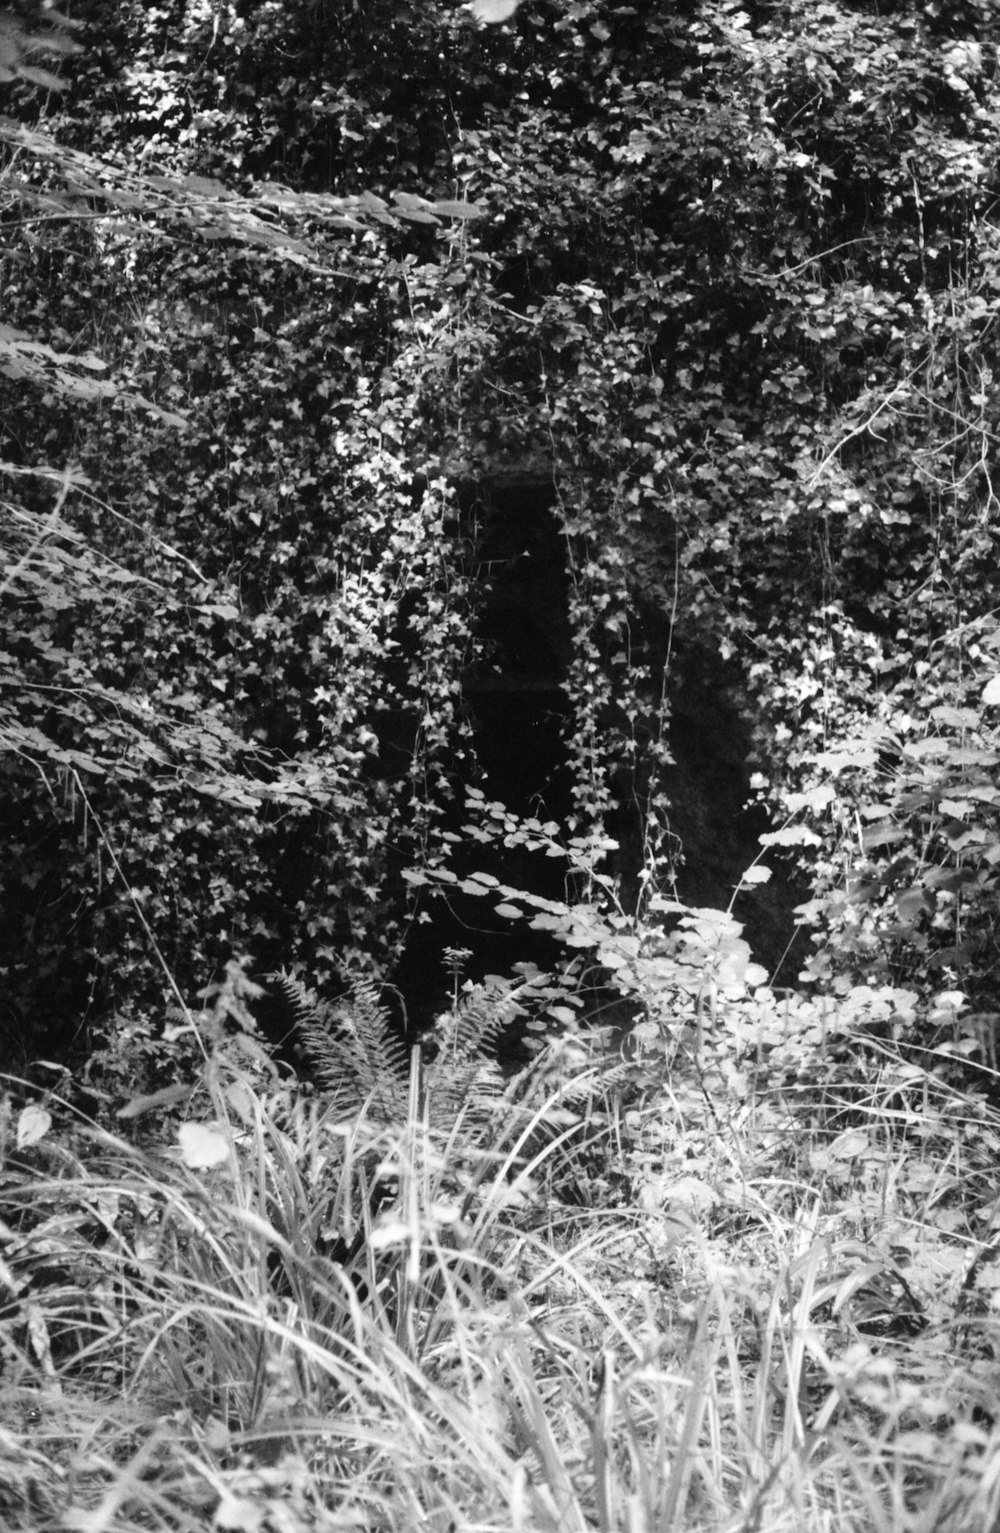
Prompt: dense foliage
<box><xmin>8</xmin><ymin>5</ymin><xmax>1000</xmax><ymax>1527</ymax></box>
<box><xmin>3</xmin><ymin>0</ymin><xmax>1000</xmax><ymax>1053</ymax></box>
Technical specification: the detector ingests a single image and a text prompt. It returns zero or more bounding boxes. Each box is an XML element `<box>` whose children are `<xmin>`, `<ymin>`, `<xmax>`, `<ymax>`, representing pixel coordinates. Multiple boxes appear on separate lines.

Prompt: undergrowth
<box><xmin>3</xmin><ymin>947</ymin><xmax>1000</xmax><ymax>1532</ymax></box>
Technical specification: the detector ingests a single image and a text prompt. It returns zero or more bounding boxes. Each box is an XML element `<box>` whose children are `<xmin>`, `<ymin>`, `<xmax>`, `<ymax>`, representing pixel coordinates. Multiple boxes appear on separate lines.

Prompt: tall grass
<box><xmin>2</xmin><ymin>1027</ymin><xmax>1000</xmax><ymax>1532</ymax></box>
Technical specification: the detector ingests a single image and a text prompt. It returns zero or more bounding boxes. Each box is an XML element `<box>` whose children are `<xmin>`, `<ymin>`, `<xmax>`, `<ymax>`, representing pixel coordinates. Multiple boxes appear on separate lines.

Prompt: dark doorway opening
<box><xmin>393</xmin><ymin>470</ymin><xmax>575</xmax><ymax>1028</ymax></box>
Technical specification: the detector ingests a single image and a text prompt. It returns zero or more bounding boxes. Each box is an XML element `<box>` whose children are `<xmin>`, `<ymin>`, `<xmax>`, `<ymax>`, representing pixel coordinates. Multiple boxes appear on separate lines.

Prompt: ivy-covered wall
<box><xmin>4</xmin><ymin>0</ymin><xmax>1000</xmax><ymax>1056</ymax></box>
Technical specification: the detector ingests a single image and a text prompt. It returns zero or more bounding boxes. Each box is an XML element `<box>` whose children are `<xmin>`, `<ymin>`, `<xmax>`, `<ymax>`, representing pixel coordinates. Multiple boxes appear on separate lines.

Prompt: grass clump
<box><xmin>3</xmin><ymin>966</ymin><xmax>1000</xmax><ymax>1531</ymax></box>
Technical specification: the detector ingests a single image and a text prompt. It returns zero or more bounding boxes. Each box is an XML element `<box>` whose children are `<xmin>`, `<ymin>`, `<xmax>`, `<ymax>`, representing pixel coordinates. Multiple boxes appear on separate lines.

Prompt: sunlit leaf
<box><xmin>759</xmin><ymin>825</ymin><xmax>822</xmax><ymax>847</ymax></box>
<box><xmin>369</xmin><ymin>1219</ymin><xmax>412</xmax><ymax>1249</ymax></box>
<box><xmin>178</xmin><ymin>1122</ymin><xmax>231</xmax><ymax>1169</ymax></box>
<box><xmin>16</xmin><ymin>1103</ymin><xmax>51</xmax><ymax>1149</ymax></box>
<box><xmin>214</xmin><ymin>1491</ymin><xmax>266</xmax><ymax>1532</ymax></box>
<box><xmin>431</xmin><ymin>199</ymin><xmax>484</xmax><ymax>220</ymax></box>
<box><xmin>862</xmin><ymin>821</ymin><xmax>907</xmax><ymax>851</ymax></box>
<box><xmin>738</xmin><ymin>865</ymin><xmax>772</xmax><ymax>885</ymax></box>
<box><xmin>467</xmin><ymin>0</ymin><xmax>519</xmax><ymax>21</ymax></box>
<box><xmin>828</xmin><ymin>1130</ymin><xmax>869</xmax><ymax>1161</ymax></box>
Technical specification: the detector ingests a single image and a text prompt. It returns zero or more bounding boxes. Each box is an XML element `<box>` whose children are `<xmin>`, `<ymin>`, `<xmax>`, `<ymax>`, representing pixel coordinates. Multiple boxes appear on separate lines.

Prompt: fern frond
<box><xmin>422</xmin><ymin>981</ymin><xmax>519</xmax><ymax>1129</ymax></box>
<box><xmin>270</xmin><ymin>972</ymin><xmax>408</xmax><ymax>1122</ymax></box>
<box><xmin>428</xmin><ymin>978</ymin><xmax>515</xmax><ymax>1064</ymax></box>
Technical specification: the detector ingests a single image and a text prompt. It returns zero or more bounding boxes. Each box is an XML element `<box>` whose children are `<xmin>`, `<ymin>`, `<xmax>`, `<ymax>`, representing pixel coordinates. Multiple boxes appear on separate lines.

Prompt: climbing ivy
<box><xmin>4</xmin><ymin>0</ymin><xmax>1000</xmax><ymax>1054</ymax></box>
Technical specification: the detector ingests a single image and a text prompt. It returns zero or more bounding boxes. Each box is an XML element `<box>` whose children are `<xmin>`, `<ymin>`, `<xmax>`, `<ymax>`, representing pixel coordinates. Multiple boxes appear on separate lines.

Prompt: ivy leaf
<box><xmin>983</xmin><ymin>675</ymin><xmax>1000</xmax><ymax>706</ymax></box>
